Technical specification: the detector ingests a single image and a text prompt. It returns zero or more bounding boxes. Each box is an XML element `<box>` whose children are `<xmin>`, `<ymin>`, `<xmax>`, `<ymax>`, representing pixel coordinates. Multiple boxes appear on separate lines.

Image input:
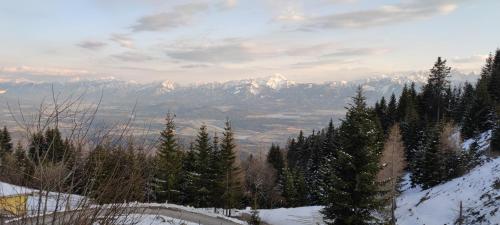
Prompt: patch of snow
<box><xmin>238</xmin><ymin>206</ymin><xmax>324</xmax><ymax>225</ymax></box>
<box><xmin>94</xmin><ymin>214</ymin><xmax>198</xmax><ymax>225</ymax></box>
<box><xmin>462</xmin><ymin>130</ymin><xmax>492</xmax><ymax>152</ymax></box>
<box><xmin>0</xmin><ymin>181</ymin><xmax>86</xmax><ymax>215</ymax></box>
<box><xmin>396</xmin><ymin>157</ymin><xmax>500</xmax><ymax>225</ymax></box>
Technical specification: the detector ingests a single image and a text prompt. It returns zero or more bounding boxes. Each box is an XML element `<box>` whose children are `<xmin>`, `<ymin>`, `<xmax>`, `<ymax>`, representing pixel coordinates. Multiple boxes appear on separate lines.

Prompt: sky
<box><xmin>0</xmin><ymin>0</ymin><xmax>499</xmax><ymax>84</ymax></box>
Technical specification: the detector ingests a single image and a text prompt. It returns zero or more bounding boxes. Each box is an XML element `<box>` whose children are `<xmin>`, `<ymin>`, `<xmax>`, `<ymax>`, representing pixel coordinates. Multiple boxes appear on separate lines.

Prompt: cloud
<box><xmin>180</xmin><ymin>64</ymin><xmax>211</xmax><ymax>69</ymax></box>
<box><xmin>218</xmin><ymin>0</ymin><xmax>237</xmax><ymax>9</ymax></box>
<box><xmin>292</xmin><ymin>58</ymin><xmax>357</xmax><ymax>68</ymax></box>
<box><xmin>112</xmin><ymin>52</ymin><xmax>154</xmax><ymax>62</ymax></box>
<box><xmin>321</xmin><ymin>48</ymin><xmax>389</xmax><ymax>58</ymax></box>
<box><xmin>276</xmin><ymin>6</ymin><xmax>305</xmax><ymax>22</ymax></box>
<box><xmin>301</xmin><ymin>0</ymin><xmax>464</xmax><ymax>30</ymax></box>
<box><xmin>165</xmin><ymin>41</ymin><xmax>263</xmax><ymax>63</ymax></box>
<box><xmin>0</xmin><ymin>66</ymin><xmax>93</xmax><ymax>77</ymax></box>
<box><xmin>110</xmin><ymin>34</ymin><xmax>134</xmax><ymax>48</ymax></box>
<box><xmin>130</xmin><ymin>3</ymin><xmax>209</xmax><ymax>32</ymax></box>
<box><xmin>77</xmin><ymin>41</ymin><xmax>107</xmax><ymax>50</ymax></box>
<box><xmin>451</xmin><ymin>55</ymin><xmax>488</xmax><ymax>64</ymax></box>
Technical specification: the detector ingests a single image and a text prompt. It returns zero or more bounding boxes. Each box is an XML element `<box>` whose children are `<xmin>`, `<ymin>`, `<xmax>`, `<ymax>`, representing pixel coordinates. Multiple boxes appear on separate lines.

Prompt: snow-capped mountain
<box><xmin>0</xmin><ymin>71</ymin><xmax>479</xmax><ymax>152</ymax></box>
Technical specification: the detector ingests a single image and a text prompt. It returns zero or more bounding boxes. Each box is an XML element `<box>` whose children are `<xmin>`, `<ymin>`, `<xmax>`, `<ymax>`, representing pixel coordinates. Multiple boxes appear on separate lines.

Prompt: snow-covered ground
<box><xmin>94</xmin><ymin>214</ymin><xmax>198</xmax><ymax>225</ymax></box>
<box><xmin>396</xmin><ymin>158</ymin><xmax>500</xmax><ymax>225</ymax></box>
<box><xmin>237</xmin><ymin>206</ymin><xmax>324</xmax><ymax>225</ymax></box>
<box><xmin>396</xmin><ymin>130</ymin><xmax>499</xmax><ymax>225</ymax></box>
<box><xmin>0</xmin><ymin>181</ymin><xmax>85</xmax><ymax>215</ymax></box>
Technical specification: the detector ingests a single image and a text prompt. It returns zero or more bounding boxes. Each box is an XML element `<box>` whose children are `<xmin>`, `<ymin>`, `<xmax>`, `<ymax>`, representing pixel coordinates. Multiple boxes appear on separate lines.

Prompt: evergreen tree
<box><xmin>220</xmin><ymin>120</ymin><xmax>242</xmax><ymax>216</ymax></box>
<box><xmin>421</xmin><ymin>57</ymin><xmax>451</xmax><ymax>123</ymax></box>
<box><xmin>491</xmin><ymin>124</ymin><xmax>500</xmax><ymax>153</ymax></box>
<box><xmin>45</xmin><ymin>127</ymin><xmax>65</xmax><ymax>163</ymax></box>
<box><xmin>28</xmin><ymin>131</ymin><xmax>48</xmax><ymax>163</ymax></box>
<box><xmin>488</xmin><ymin>49</ymin><xmax>500</xmax><ymax>102</ymax></box>
<box><xmin>397</xmin><ymin>84</ymin><xmax>409</xmax><ymax>122</ymax></box>
<box><xmin>155</xmin><ymin>113</ymin><xmax>183</xmax><ymax>203</ymax></box>
<box><xmin>287</xmin><ymin>131</ymin><xmax>305</xmax><ymax>169</ymax></box>
<box><xmin>209</xmin><ymin>133</ymin><xmax>224</xmax><ymax>210</ymax></box>
<box><xmin>0</xmin><ymin>126</ymin><xmax>13</xmax><ymax>157</ymax></box>
<box><xmin>322</xmin><ymin>87</ymin><xmax>384</xmax><ymax>225</ymax></box>
<box><xmin>13</xmin><ymin>142</ymin><xmax>32</xmax><ymax>184</ymax></box>
<box><xmin>414</xmin><ymin>125</ymin><xmax>442</xmax><ymax>188</ymax></box>
<box><xmin>179</xmin><ymin>145</ymin><xmax>198</xmax><ymax>206</ymax></box>
<box><xmin>387</xmin><ymin>93</ymin><xmax>398</xmax><ymax>125</ymax></box>
<box><xmin>282</xmin><ymin>168</ymin><xmax>298</xmax><ymax>207</ymax></box>
<box><xmin>194</xmin><ymin>124</ymin><xmax>212</xmax><ymax>207</ymax></box>
<box><xmin>375</xmin><ymin>97</ymin><xmax>389</xmax><ymax>135</ymax></box>
<box><xmin>267</xmin><ymin>144</ymin><xmax>284</xmax><ymax>180</ymax></box>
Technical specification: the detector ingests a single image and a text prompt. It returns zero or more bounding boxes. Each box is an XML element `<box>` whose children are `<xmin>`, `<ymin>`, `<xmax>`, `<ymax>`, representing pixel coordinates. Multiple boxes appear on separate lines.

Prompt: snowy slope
<box><xmin>396</xmin><ymin>157</ymin><xmax>500</xmax><ymax>225</ymax></box>
<box><xmin>396</xmin><ymin>130</ymin><xmax>499</xmax><ymax>225</ymax></box>
<box><xmin>238</xmin><ymin>206</ymin><xmax>324</xmax><ymax>225</ymax></box>
<box><xmin>0</xmin><ymin>182</ymin><xmax>85</xmax><ymax>215</ymax></box>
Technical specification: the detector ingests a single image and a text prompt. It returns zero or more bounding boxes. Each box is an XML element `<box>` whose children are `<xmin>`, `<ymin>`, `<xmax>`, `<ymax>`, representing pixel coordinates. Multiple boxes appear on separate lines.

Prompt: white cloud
<box><xmin>0</xmin><ymin>66</ymin><xmax>92</xmax><ymax>76</ymax></box>
<box><xmin>112</xmin><ymin>52</ymin><xmax>154</xmax><ymax>62</ymax></box>
<box><xmin>451</xmin><ymin>55</ymin><xmax>488</xmax><ymax>64</ymax></box>
<box><xmin>76</xmin><ymin>40</ymin><xmax>107</xmax><ymax>50</ymax></box>
<box><xmin>276</xmin><ymin>6</ymin><xmax>305</xmax><ymax>22</ymax></box>
<box><xmin>301</xmin><ymin>0</ymin><xmax>464</xmax><ymax>30</ymax></box>
<box><xmin>110</xmin><ymin>34</ymin><xmax>134</xmax><ymax>49</ymax></box>
<box><xmin>130</xmin><ymin>3</ymin><xmax>209</xmax><ymax>32</ymax></box>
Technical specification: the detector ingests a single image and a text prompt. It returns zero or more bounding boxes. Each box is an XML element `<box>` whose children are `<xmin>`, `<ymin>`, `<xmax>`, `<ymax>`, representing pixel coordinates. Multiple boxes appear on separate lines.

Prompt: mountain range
<box><xmin>0</xmin><ymin>71</ymin><xmax>478</xmax><ymax>154</ymax></box>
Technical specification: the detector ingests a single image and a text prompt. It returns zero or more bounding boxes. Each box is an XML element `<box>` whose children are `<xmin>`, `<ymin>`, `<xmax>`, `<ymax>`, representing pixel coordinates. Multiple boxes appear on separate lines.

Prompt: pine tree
<box><xmin>387</xmin><ymin>93</ymin><xmax>398</xmax><ymax>125</ymax></box>
<box><xmin>282</xmin><ymin>168</ymin><xmax>298</xmax><ymax>207</ymax></box>
<box><xmin>491</xmin><ymin>124</ymin><xmax>500</xmax><ymax>154</ymax></box>
<box><xmin>421</xmin><ymin>57</ymin><xmax>451</xmax><ymax>123</ymax></box>
<box><xmin>322</xmin><ymin>87</ymin><xmax>384</xmax><ymax>225</ymax></box>
<box><xmin>155</xmin><ymin>113</ymin><xmax>183</xmax><ymax>203</ymax></box>
<box><xmin>179</xmin><ymin>145</ymin><xmax>198</xmax><ymax>206</ymax></box>
<box><xmin>267</xmin><ymin>144</ymin><xmax>284</xmax><ymax>179</ymax></box>
<box><xmin>0</xmin><ymin>126</ymin><xmax>13</xmax><ymax>157</ymax></box>
<box><xmin>397</xmin><ymin>84</ymin><xmax>409</xmax><ymax>122</ymax></box>
<box><xmin>13</xmin><ymin>142</ymin><xmax>32</xmax><ymax>184</ymax></box>
<box><xmin>28</xmin><ymin>131</ymin><xmax>48</xmax><ymax>163</ymax></box>
<box><xmin>45</xmin><ymin>127</ymin><xmax>65</xmax><ymax>163</ymax></box>
<box><xmin>375</xmin><ymin>97</ymin><xmax>389</xmax><ymax>135</ymax></box>
<box><xmin>194</xmin><ymin>124</ymin><xmax>212</xmax><ymax>207</ymax></box>
<box><xmin>488</xmin><ymin>49</ymin><xmax>500</xmax><ymax>102</ymax></box>
<box><xmin>287</xmin><ymin>131</ymin><xmax>305</xmax><ymax>169</ymax></box>
<box><xmin>419</xmin><ymin>125</ymin><xmax>443</xmax><ymax>188</ymax></box>
<box><xmin>220</xmin><ymin>119</ymin><xmax>242</xmax><ymax>216</ymax></box>
<box><xmin>210</xmin><ymin>133</ymin><xmax>224</xmax><ymax>210</ymax></box>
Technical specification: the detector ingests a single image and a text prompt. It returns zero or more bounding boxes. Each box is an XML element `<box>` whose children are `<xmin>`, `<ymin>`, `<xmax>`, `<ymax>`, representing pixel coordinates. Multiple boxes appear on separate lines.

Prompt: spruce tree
<box><xmin>155</xmin><ymin>113</ymin><xmax>183</xmax><ymax>203</ymax></box>
<box><xmin>491</xmin><ymin>124</ymin><xmax>500</xmax><ymax>153</ymax></box>
<box><xmin>387</xmin><ymin>93</ymin><xmax>398</xmax><ymax>125</ymax></box>
<box><xmin>179</xmin><ymin>145</ymin><xmax>198</xmax><ymax>206</ymax></box>
<box><xmin>28</xmin><ymin>131</ymin><xmax>48</xmax><ymax>163</ymax></box>
<box><xmin>194</xmin><ymin>124</ymin><xmax>212</xmax><ymax>207</ymax></box>
<box><xmin>267</xmin><ymin>144</ymin><xmax>284</xmax><ymax>180</ymax></box>
<box><xmin>210</xmin><ymin>133</ymin><xmax>224</xmax><ymax>210</ymax></box>
<box><xmin>220</xmin><ymin>120</ymin><xmax>242</xmax><ymax>216</ymax></box>
<box><xmin>45</xmin><ymin>127</ymin><xmax>65</xmax><ymax>163</ymax></box>
<box><xmin>322</xmin><ymin>87</ymin><xmax>384</xmax><ymax>225</ymax></box>
<box><xmin>397</xmin><ymin>84</ymin><xmax>409</xmax><ymax>122</ymax></box>
<box><xmin>0</xmin><ymin>126</ymin><xmax>13</xmax><ymax>157</ymax></box>
<box><xmin>421</xmin><ymin>57</ymin><xmax>451</xmax><ymax>123</ymax></box>
<box><xmin>488</xmin><ymin>49</ymin><xmax>500</xmax><ymax>102</ymax></box>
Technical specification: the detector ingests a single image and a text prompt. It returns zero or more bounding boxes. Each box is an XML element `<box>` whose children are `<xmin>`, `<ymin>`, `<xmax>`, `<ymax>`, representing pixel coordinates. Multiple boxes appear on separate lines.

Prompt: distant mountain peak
<box><xmin>264</xmin><ymin>73</ymin><xmax>295</xmax><ymax>90</ymax></box>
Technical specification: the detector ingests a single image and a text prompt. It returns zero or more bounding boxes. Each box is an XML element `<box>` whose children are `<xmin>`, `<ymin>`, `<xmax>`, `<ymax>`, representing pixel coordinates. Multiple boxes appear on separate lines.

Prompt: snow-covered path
<box><xmin>7</xmin><ymin>206</ymin><xmax>244</xmax><ymax>225</ymax></box>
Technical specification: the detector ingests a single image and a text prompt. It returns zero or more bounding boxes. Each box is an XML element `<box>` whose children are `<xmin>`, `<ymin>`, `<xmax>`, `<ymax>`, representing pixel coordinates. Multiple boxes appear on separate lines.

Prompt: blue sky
<box><xmin>0</xmin><ymin>0</ymin><xmax>499</xmax><ymax>84</ymax></box>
